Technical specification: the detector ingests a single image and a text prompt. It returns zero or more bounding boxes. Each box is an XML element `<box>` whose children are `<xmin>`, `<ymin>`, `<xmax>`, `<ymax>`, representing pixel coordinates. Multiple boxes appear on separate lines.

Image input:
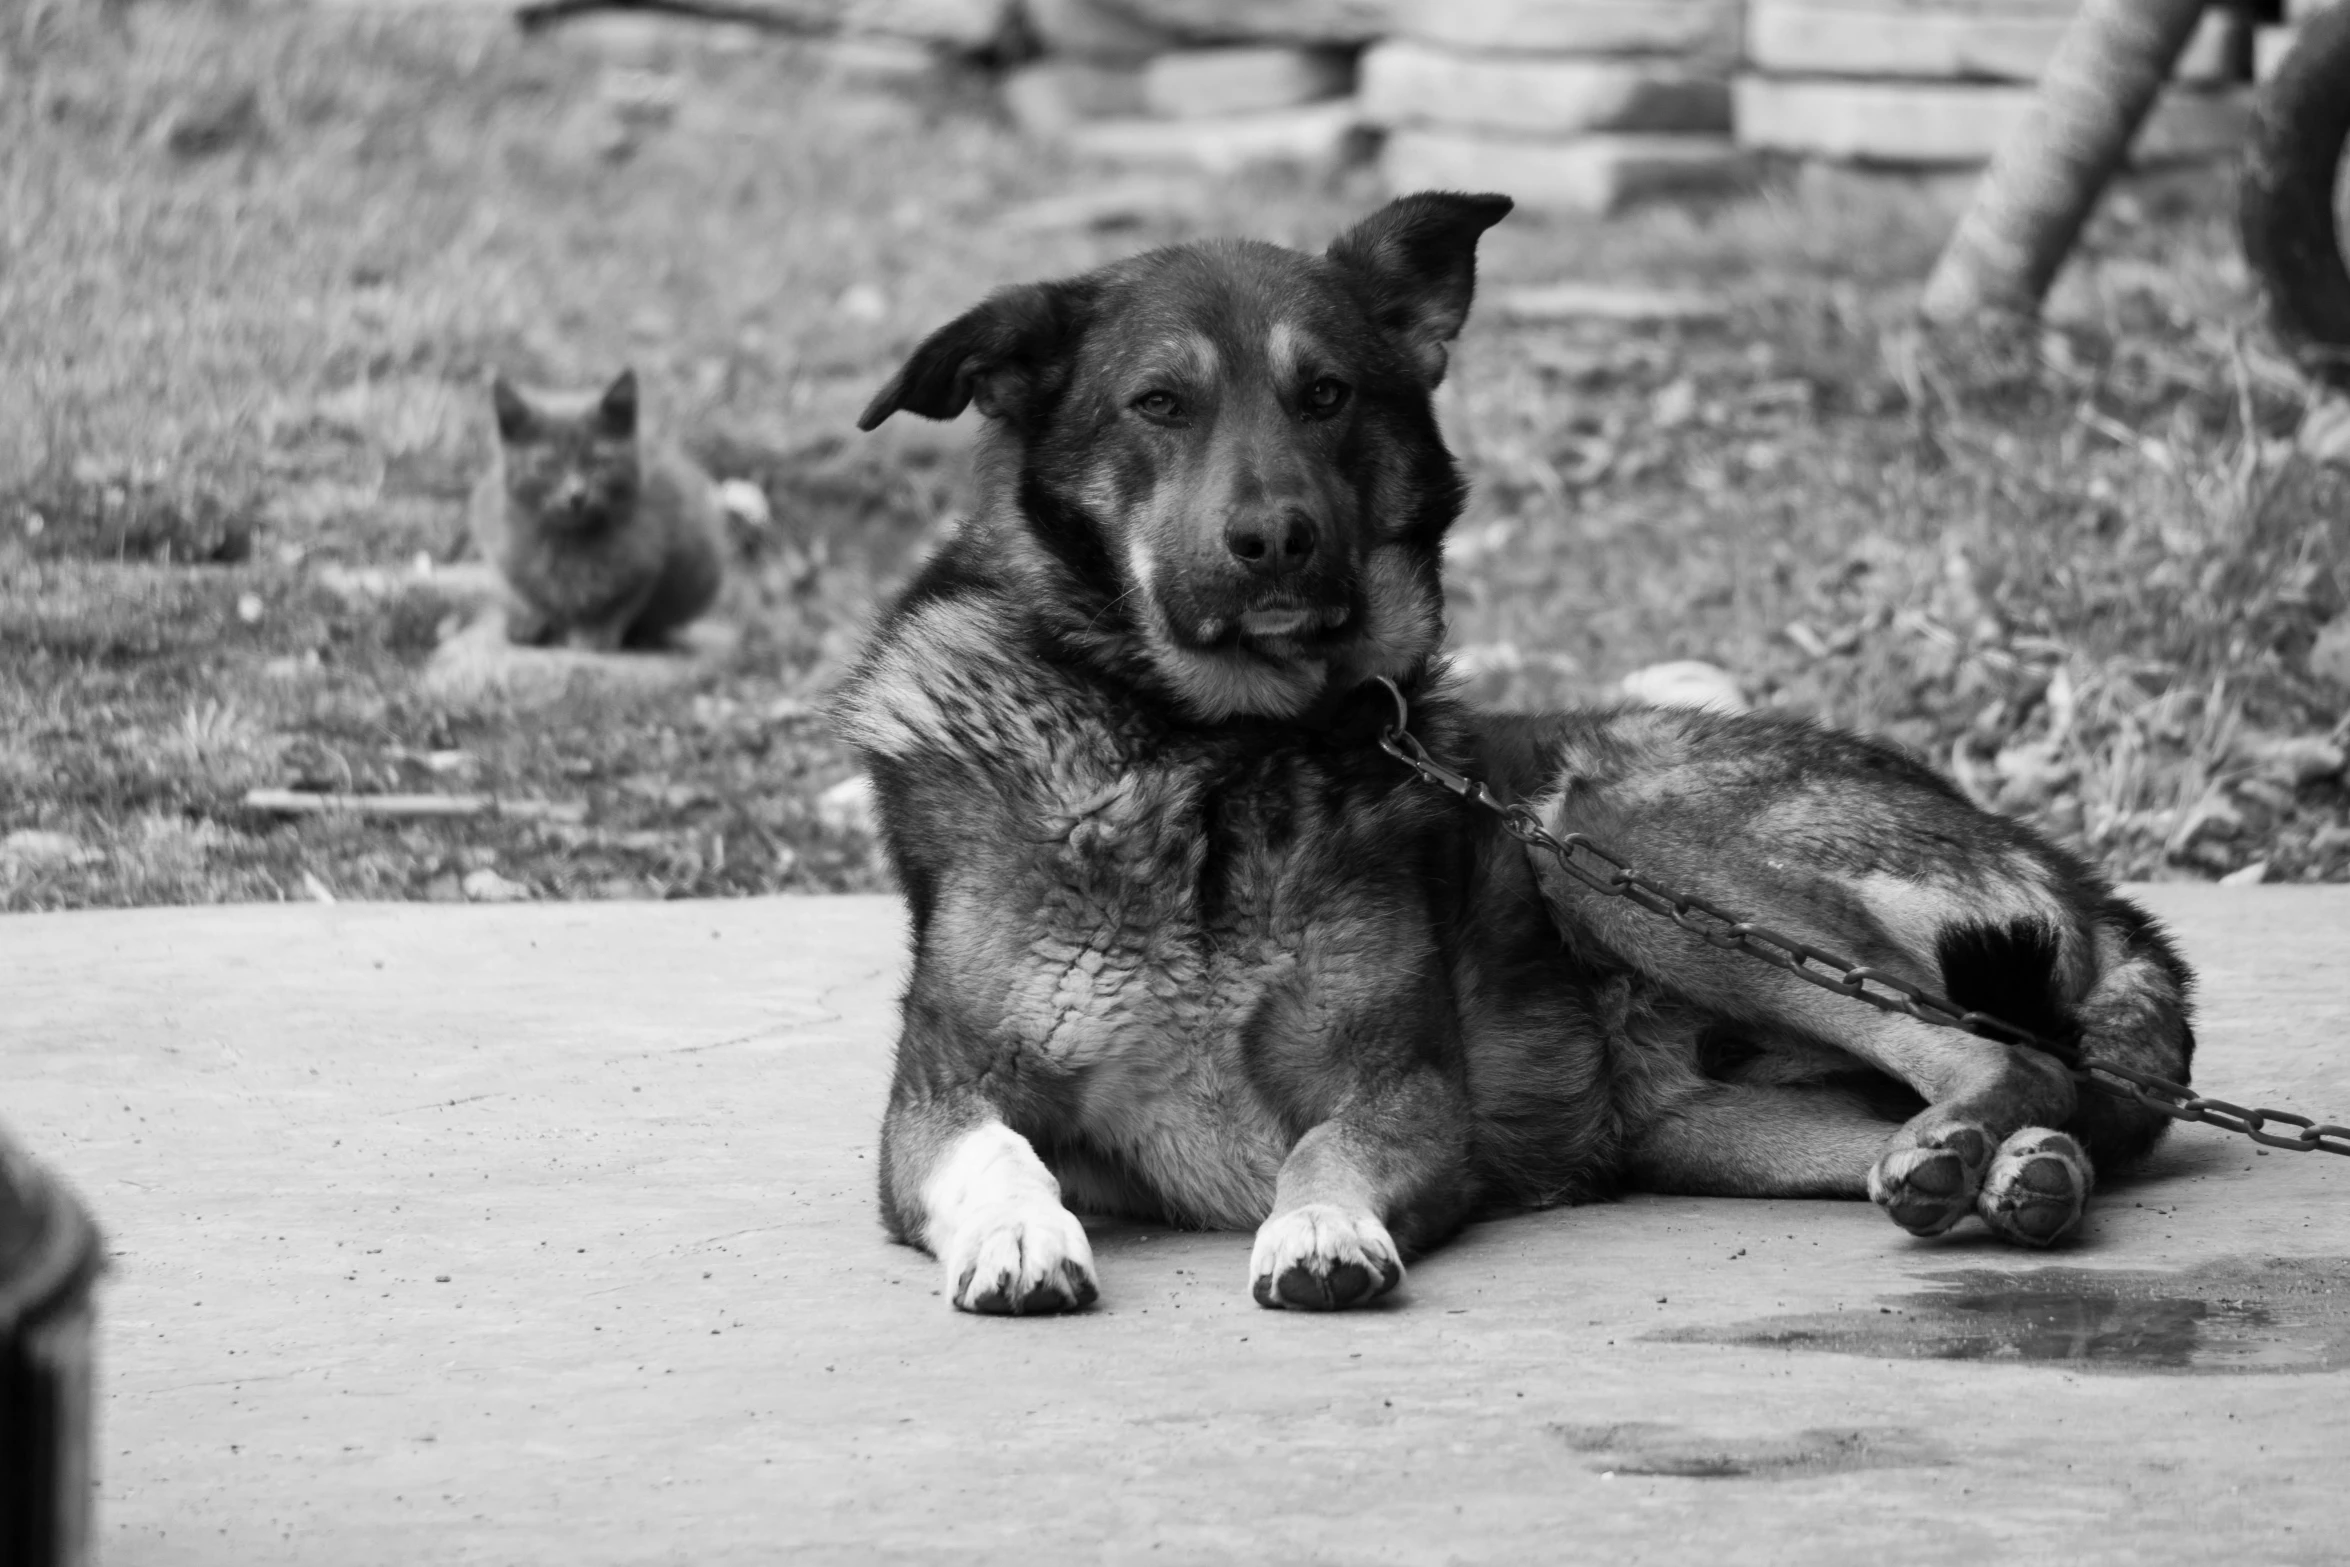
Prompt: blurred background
<box><xmin>2</xmin><ymin>0</ymin><xmax>2346</xmax><ymax>909</ymax></box>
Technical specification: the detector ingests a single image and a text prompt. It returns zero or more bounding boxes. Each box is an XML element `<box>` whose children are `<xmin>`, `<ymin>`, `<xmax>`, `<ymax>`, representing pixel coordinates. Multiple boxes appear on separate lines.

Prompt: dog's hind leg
<box><xmin>881</xmin><ymin>1086</ymin><xmax>1099</xmax><ymax>1316</ymax></box>
<box><xmin>1625</xmin><ymin>1083</ymin><xmax>1892</xmax><ymax>1198</ymax></box>
<box><xmin>1517</xmin><ymin>710</ymin><xmax>2125</xmax><ymax>1245</ymax></box>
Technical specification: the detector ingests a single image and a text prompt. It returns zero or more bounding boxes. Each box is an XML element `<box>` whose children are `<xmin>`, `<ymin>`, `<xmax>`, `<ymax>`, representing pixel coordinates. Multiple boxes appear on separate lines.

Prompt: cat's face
<box><xmin>492</xmin><ymin>371</ymin><xmax>640</xmax><ymax>530</ymax></box>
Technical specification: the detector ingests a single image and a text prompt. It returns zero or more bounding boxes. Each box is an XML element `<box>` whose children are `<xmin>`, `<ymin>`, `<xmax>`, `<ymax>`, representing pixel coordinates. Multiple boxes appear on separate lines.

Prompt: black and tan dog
<box><xmin>834</xmin><ymin>192</ymin><xmax>2194</xmax><ymax>1315</ymax></box>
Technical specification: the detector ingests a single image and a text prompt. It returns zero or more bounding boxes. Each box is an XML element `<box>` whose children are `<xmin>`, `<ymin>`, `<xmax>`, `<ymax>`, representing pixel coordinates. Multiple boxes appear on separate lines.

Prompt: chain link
<box><xmin>1371</xmin><ymin>677</ymin><xmax>2350</xmax><ymax>1159</ymax></box>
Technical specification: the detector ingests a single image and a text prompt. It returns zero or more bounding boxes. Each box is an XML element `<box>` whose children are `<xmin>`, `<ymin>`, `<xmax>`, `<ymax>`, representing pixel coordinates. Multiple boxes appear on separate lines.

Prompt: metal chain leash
<box><xmin>1370</xmin><ymin>678</ymin><xmax>2350</xmax><ymax>1159</ymax></box>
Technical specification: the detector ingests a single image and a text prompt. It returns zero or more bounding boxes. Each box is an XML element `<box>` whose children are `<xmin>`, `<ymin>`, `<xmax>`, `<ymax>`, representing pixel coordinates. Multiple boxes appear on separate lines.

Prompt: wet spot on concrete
<box><xmin>1550</xmin><ymin>1422</ymin><xmax>1945</xmax><ymax>1480</ymax></box>
<box><xmin>1657</xmin><ymin>1256</ymin><xmax>2350</xmax><ymax>1374</ymax></box>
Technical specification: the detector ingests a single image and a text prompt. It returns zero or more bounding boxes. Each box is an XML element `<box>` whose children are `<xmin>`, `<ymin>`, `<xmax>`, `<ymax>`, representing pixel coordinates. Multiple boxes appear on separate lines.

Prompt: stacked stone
<box><xmin>1002</xmin><ymin>0</ymin><xmax>1382</xmax><ymax>173</ymax></box>
<box><xmin>1736</xmin><ymin>0</ymin><xmax>2254</xmax><ymax>168</ymax></box>
<box><xmin>2256</xmin><ymin>0</ymin><xmax>2343</xmax><ymax>81</ymax></box>
<box><xmin>1357</xmin><ymin>0</ymin><xmax>1753</xmax><ymax>214</ymax></box>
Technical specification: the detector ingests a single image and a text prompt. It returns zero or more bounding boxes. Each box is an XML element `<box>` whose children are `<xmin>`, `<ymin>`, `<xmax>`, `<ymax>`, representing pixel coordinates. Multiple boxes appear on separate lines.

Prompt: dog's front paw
<box><xmin>1976</xmin><ymin>1128</ymin><xmax>2091</xmax><ymax>1247</ymax></box>
<box><xmin>1249</xmin><ymin>1204</ymin><xmax>1403</xmax><ymax>1311</ymax></box>
<box><xmin>1867</xmin><ymin>1124</ymin><xmax>1993</xmax><ymax>1237</ymax></box>
<box><xmin>941</xmin><ymin>1200</ymin><xmax>1099</xmax><ymax>1315</ymax></box>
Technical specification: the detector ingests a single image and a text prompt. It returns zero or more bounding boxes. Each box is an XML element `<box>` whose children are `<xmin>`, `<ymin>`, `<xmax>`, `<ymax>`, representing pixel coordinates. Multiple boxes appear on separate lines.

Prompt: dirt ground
<box><xmin>5</xmin><ymin>1</ymin><xmax>2349</xmax><ymax>911</ymax></box>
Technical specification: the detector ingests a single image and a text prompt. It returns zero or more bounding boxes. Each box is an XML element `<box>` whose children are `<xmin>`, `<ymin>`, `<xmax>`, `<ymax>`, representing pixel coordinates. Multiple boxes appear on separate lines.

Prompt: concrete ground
<box><xmin>5</xmin><ymin>886</ymin><xmax>2347</xmax><ymax>1566</ymax></box>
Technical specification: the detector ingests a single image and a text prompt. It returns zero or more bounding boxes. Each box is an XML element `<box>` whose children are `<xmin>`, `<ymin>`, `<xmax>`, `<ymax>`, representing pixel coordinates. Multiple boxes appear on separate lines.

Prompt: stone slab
<box><xmin>1734</xmin><ymin>77</ymin><xmax>2252</xmax><ymax>166</ymax></box>
<box><xmin>1141</xmin><ymin>46</ymin><xmax>1354</xmax><ymax>120</ymax></box>
<box><xmin>1747</xmin><ymin>0</ymin><xmax>2244</xmax><ymax>84</ymax></box>
<box><xmin>1023</xmin><ymin>0</ymin><xmax>1185</xmax><ymax>63</ymax></box>
<box><xmin>419</xmin><ymin>608</ymin><xmax>738</xmax><ymax>708</ymax></box>
<box><xmin>1361</xmin><ymin>39</ymin><xmax>1731</xmax><ymax>136</ymax></box>
<box><xmin>2257</xmin><ymin>25</ymin><xmax>2300</xmax><ymax>81</ymax></box>
<box><xmin>1390</xmin><ymin>0</ymin><xmax>1741</xmax><ymax>60</ymax></box>
<box><xmin>1100</xmin><ymin>0</ymin><xmax>1394</xmax><ymax>46</ymax></box>
<box><xmin>1063</xmin><ymin>98</ymin><xmax>1366</xmax><ymax>172</ymax></box>
<box><xmin>9</xmin><ymin>885</ymin><xmax>2346</xmax><ymax>1563</ymax></box>
<box><xmin>1001</xmin><ymin>58</ymin><xmax>1148</xmax><ymax>136</ymax></box>
<box><xmin>1383</xmin><ymin>128</ymin><xmax>1755</xmax><ymax>215</ymax></box>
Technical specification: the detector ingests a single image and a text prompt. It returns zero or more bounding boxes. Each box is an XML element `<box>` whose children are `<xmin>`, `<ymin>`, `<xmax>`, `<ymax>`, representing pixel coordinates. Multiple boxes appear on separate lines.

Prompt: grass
<box><xmin>3</xmin><ymin>0</ymin><xmax>2347</xmax><ymax>910</ymax></box>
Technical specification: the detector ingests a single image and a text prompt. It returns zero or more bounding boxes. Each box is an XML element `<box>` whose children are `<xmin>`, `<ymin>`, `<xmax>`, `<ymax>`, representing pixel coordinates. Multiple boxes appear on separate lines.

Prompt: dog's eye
<box><xmin>1303</xmin><ymin>377</ymin><xmax>1351</xmax><ymax>417</ymax></box>
<box><xmin>1133</xmin><ymin>390</ymin><xmax>1183</xmax><ymax>422</ymax></box>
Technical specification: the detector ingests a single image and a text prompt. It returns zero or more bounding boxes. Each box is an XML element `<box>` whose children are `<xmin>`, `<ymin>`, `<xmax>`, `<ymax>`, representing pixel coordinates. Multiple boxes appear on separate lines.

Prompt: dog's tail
<box><xmin>2061</xmin><ymin>895</ymin><xmax>2196</xmax><ymax>1171</ymax></box>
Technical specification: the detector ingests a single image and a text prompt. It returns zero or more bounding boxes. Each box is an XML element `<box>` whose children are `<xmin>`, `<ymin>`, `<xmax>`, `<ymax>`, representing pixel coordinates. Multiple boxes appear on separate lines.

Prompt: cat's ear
<box><xmin>491</xmin><ymin>376</ymin><xmax>533</xmax><ymax>442</ymax></box>
<box><xmin>1325</xmin><ymin>191</ymin><xmax>1514</xmax><ymax>386</ymax></box>
<box><xmin>598</xmin><ymin>370</ymin><xmax>638</xmax><ymax>438</ymax></box>
<box><xmin>857</xmin><ymin>281</ymin><xmax>1091</xmax><ymax>432</ymax></box>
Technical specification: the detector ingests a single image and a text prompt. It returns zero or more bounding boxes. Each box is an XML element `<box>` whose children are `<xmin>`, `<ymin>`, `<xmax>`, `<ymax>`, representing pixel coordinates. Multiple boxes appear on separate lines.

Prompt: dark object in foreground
<box><xmin>833</xmin><ymin>192</ymin><xmax>2198</xmax><ymax>1318</ymax></box>
<box><xmin>2241</xmin><ymin>0</ymin><xmax>2350</xmax><ymax>392</ymax></box>
<box><xmin>0</xmin><ymin>1129</ymin><xmax>102</xmax><ymax>1567</ymax></box>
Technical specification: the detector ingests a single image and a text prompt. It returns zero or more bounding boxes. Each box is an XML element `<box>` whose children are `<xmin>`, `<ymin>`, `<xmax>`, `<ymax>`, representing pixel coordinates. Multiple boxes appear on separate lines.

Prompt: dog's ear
<box><xmin>858</xmin><ymin>282</ymin><xmax>1091</xmax><ymax>432</ymax></box>
<box><xmin>1326</xmin><ymin>191</ymin><xmax>1514</xmax><ymax>385</ymax></box>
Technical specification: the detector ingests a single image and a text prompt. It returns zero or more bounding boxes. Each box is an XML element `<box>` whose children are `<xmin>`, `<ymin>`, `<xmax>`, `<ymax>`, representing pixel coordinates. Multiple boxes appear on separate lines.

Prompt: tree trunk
<box><xmin>1919</xmin><ymin>0</ymin><xmax>2208</xmax><ymax>326</ymax></box>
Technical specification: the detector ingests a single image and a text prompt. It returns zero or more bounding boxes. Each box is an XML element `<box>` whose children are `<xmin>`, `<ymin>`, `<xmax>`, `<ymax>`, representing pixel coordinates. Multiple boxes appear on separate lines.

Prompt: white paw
<box><xmin>940</xmin><ymin>1199</ymin><xmax>1099</xmax><ymax>1315</ymax></box>
<box><xmin>1248</xmin><ymin>1203</ymin><xmax>1403</xmax><ymax>1311</ymax></box>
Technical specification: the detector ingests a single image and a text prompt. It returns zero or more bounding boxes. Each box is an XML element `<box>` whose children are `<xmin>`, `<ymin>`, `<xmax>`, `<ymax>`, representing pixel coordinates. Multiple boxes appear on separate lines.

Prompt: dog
<box><xmin>832</xmin><ymin>191</ymin><xmax>2195</xmax><ymax>1315</ymax></box>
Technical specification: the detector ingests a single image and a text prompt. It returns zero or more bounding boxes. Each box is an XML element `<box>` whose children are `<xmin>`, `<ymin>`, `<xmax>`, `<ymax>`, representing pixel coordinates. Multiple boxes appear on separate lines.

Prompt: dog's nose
<box><xmin>1223</xmin><ymin>508</ymin><xmax>1317</xmax><ymax>575</ymax></box>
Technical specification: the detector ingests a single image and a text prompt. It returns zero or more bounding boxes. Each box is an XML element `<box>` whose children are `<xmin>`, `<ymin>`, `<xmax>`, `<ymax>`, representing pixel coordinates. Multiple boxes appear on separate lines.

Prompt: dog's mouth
<box><xmin>1183</xmin><ymin>600</ymin><xmax>1355</xmax><ymax>651</ymax></box>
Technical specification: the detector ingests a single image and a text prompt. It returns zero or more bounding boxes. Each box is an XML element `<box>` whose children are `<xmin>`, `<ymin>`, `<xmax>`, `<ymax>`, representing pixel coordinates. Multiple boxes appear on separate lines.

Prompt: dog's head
<box><xmin>860</xmin><ymin>191</ymin><xmax>1512</xmax><ymax>722</ymax></box>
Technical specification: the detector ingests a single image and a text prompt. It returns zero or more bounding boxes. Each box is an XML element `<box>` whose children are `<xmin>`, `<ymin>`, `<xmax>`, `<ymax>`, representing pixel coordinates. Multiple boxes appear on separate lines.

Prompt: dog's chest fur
<box><xmin>842</xmin><ymin>595</ymin><xmax>1450</xmax><ymax>1226</ymax></box>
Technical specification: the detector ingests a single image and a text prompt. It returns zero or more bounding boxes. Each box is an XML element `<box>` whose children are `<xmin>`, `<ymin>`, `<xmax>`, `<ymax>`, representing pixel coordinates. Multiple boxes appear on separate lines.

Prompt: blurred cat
<box><xmin>470</xmin><ymin>370</ymin><xmax>725</xmax><ymax>650</ymax></box>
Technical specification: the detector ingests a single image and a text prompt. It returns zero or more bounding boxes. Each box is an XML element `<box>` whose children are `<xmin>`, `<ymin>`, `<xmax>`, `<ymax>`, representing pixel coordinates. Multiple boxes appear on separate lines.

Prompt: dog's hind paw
<box><xmin>1867</xmin><ymin>1125</ymin><xmax>1993</xmax><ymax>1237</ymax></box>
<box><xmin>942</xmin><ymin>1200</ymin><xmax>1100</xmax><ymax>1315</ymax></box>
<box><xmin>1976</xmin><ymin>1128</ymin><xmax>2092</xmax><ymax>1247</ymax></box>
<box><xmin>1249</xmin><ymin>1204</ymin><xmax>1403</xmax><ymax>1311</ymax></box>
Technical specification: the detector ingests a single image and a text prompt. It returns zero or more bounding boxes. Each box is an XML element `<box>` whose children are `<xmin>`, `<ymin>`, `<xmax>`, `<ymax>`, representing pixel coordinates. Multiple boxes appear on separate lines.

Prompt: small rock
<box><xmin>835</xmin><ymin>283</ymin><xmax>890</xmax><ymax>323</ymax></box>
<box><xmin>1651</xmin><ymin>378</ymin><xmax>1700</xmax><ymax>428</ymax></box>
<box><xmin>818</xmin><ymin>775</ymin><xmax>880</xmax><ymax>838</ymax></box>
<box><xmin>1617</xmin><ymin>660</ymin><xmax>1747</xmax><ymax>714</ymax></box>
<box><xmin>2309</xmin><ymin>618</ymin><xmax>2350</xmax><ymax>689</ymax></box>
<box><xmin>1</xmin><ymin>829</ymin><xmax>97</xmax><ymax>870</ymax></box>
<box><xmin>461</xmin><ymin>868</ymin><xmax>531</xmax><ymax>903</ymax></box>
<box><xmin>161</xmin><ymin>84</ymin><xmax>265</xmax><ymax>159</ymax></box>
<box><xmin>2297</xmin><ymin>395</ymin><xmax>2350</xmax><ymax>467</ymax></box>
<box><xmin>716</xmin><ymin>479</ymin><xmax>772</xmax><ymax>532</ymax></box>
<box><xmin>236</xmin><ymin>592</ymin><xmax>265</xmax><ymax>624</ymax></box>
<box><xmin>2219</xmin><ymin>860</ymin><xmax>2272</xmax><ymax>887</ymax></box>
